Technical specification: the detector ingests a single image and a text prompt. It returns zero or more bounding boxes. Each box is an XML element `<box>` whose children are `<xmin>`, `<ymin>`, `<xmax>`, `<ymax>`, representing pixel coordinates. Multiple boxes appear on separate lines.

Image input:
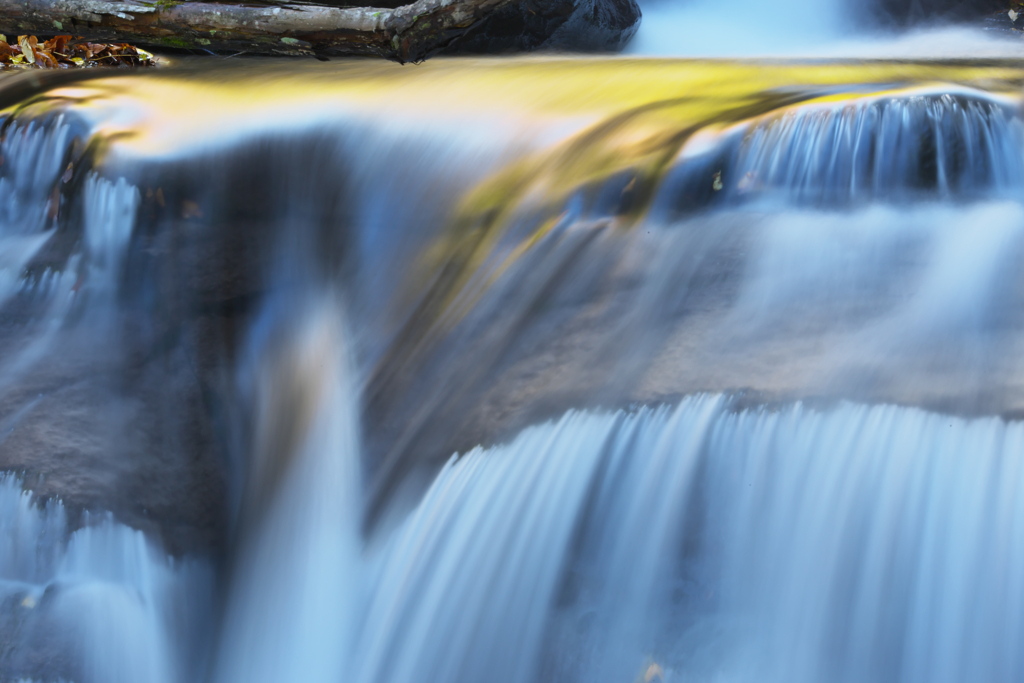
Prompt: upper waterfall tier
<box><xmin>2</xmin><ymin>58</ymin><xmax>1024</xmax><ymax>537</ymax></box>
<box><xmin>658</xmin><ymin>89</ymin><xmax>1024</xmax><ymax>215</ymax></box>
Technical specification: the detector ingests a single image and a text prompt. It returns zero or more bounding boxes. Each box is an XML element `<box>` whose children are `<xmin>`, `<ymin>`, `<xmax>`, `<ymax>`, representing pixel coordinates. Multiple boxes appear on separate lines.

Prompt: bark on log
<box><xmin>0</xmin><ymin>0</ymin><xmax>641</xmax><ymax>63</ymax></box>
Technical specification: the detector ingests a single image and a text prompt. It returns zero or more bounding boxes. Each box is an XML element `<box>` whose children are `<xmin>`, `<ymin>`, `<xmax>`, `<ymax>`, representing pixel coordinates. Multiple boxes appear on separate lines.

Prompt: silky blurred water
<box><xmin>628</xmin><ymin>0</ymin><xmax>848</xmax><ymax>56</ymax></box>
<box><xmin>1</xmin><ymin>43</ymin><xmax>1023</xmax><ymax>683</ymax></box>
<box><xmin>628</xmin><ymin>0</ymin><xmax>1020</xmax><ymax>58</ymax></box>
<box><xmin>0</xmin><ymin>475</ymin><xmax>212</xmax><ymax>683</ymax></box>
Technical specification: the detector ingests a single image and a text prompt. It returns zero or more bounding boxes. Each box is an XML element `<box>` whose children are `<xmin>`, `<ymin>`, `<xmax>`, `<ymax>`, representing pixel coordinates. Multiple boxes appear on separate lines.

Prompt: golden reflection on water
<box><xmin>6</xmin><ymin>56</ymin><xmax>1023</xmax><ymax>157</ymax></box>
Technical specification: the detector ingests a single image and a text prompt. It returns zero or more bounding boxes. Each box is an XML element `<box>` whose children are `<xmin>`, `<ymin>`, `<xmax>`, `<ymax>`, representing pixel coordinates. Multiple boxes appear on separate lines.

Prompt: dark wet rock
<box><xmin>445</xmin><ymin>0</ymin><xmax>641</xmax><ymax>54</ymax></box>
<box><xmin>0</xmin><ymin>312</ymin><xmax>229</xmax><ymax>558</ymax></box>
<box><xmin>870</xmin><ymin>0</ymin><xmax>1007</xmax><ymax>24</ymax></box>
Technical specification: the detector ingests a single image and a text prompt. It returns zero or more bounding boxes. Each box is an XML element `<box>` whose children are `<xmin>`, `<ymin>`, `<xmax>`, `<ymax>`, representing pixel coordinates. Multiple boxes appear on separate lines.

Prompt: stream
<box><xmin>2</xmin><ymin>4</ymin><xmax>1024</xmax><ymax>682</ymax></box>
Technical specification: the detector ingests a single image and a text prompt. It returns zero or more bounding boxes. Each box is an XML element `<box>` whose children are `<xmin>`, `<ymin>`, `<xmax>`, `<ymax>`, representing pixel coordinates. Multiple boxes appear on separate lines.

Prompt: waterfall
<box><xmin>8</xmin><ymin>392</ymin><xmax>1024</xmax><ymax>683</ymax></box>
<box><xmin>0</xmin><ymin>117</ymin><xmax>75</xmax><ymax>309</ymax></box>
<box><xmin>0</xmin><ymin>475</ymin><xmax>212</xmax><ymax>683</ymax></box>
<box><xmin>350</xmin><ymin>396</ymin><xmax>1024</xmax><ymax>683</ymax></box>
<box><xmin>505</xmin><ymin>398</ymin><xmax>1024</xmax><ymax>683</ymax></box>
<box><xmin>707</xmin><ymin>403</ymin><xmax>1024</xmax><ymax>683</ymax></box>
<box><xmin>355</xmin><ymin>411</ymin><xmax>620</xmax><ymax>683</ymax></box>
<box><xmin>657</xmin><ymin>90</ymin><xmax>1024</xmax><ymax>215</ymax></box>
<box><xmin>732</xmin><ymin>93</ymin><xmax>1024</xmax><ymax>200</ymax></box>
<box><xmin>1</xmin><ymin>58</ymin><xmax>1024</xmax><ymax>683</ymax></box>
<box><xmin>213</xmin><ymin>293</ymin><xmax>362</xmax><ymax>683</ymax></box>
<box><xmin>81</xmin><ymin>174</ymin><xmax>139</xmax><ymax>295</ymax></box>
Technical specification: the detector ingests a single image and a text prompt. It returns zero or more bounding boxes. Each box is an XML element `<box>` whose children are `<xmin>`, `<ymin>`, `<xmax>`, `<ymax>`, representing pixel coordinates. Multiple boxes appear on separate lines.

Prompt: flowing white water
<box><xmin>660</xmin><ymin>90</ymin><xmax>1024</xmax><ymax>213</ymax></box>
<box><xmin>355</xmin><ymin>411</ymin><xmax>621</xmax><ymax>683</ymax></box>
<box><xmin>4</xmin><ymin>57</ymin><xmax>1024</xmax><ymax>683</ymax></box>
<box><xmin>0</xmin><ymin>475</ymin><xmax>212</xmax><ymax>683</ymax></box>
<box><xmin>707</xmin><ymin>402</ymin><xmax>1024</xmax><ymax>683</ymax></box>
<box><xmin>525</xmin><ymin>398</ymin><xmax>1024</xmax><ymax>683</ymax></box>
<box><xmin>733</xmin><ymin>93</ymin><xmax>1023</xmax><ymax>201</ymax></box>
<box><xmin>213</xmin><ymin>294</ymin><xmax>362</xmax><ymax>683</ymax></box>
<box><xmin>260</xmin><ymin>395</ymin><xmax>1024</xmax><ymax>683</ymax></box>
<box><xmin>0</xmin><ymin>118</ymin><xmax>71</xmax><ymax>308</ymax></box>
<box><xmin>81</xmin><ymin>174</ymin><xmax>139</xmax><ymax>296</ymax></box>
<box><xmin>8</xmin><ymin>391</ymin><xmax>1023</xmax><ymax>683</ymax></box>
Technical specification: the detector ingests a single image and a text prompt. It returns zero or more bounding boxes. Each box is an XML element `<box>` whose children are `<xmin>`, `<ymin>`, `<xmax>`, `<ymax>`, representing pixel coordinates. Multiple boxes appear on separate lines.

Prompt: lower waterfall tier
<box><xmin>4</xmin><ymin>396</ymin><xmax>1023</xmax><ymax>683</ymax></box>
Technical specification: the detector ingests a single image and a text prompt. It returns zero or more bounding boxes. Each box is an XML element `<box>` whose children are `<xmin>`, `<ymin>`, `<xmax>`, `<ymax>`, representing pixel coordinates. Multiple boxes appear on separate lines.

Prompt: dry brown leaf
<box><xmin>18</xmin><ymin>36</ymin><xmax>35</xmax><ymax>64</ymax></box>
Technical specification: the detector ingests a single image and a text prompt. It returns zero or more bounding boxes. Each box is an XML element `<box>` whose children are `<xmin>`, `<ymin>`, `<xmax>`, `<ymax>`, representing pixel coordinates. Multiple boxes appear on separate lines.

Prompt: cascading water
<box><xmin>0</xmin><ymin>474</ymin><xmax>211</xmax><ymax>683</ymax></box>
<box><xmin>1</xmin><ymin>36</ymin><xmax>1024</xmax><ymax>683</ymax></box>
<box><xmin>659</xmin><ymin>90</ymin><xmax>1024</xmax><ymax>209</ymax></box>
<box><xmin>213</xmin><ymin>293</ymin><xmax>362</xmax><ymax>683</ymax></box>
<box><xmin>536</xmin><ymin>398</ymin><xmax>1024</xmax><ymax>683</ymax></box>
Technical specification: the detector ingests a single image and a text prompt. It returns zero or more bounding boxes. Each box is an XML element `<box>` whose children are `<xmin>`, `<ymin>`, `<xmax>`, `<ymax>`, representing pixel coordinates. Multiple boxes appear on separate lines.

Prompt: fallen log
<box><xmin>0</xmin><ymin>0</ymin><xmax>641</xmax><ymax>62</ymax></box>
